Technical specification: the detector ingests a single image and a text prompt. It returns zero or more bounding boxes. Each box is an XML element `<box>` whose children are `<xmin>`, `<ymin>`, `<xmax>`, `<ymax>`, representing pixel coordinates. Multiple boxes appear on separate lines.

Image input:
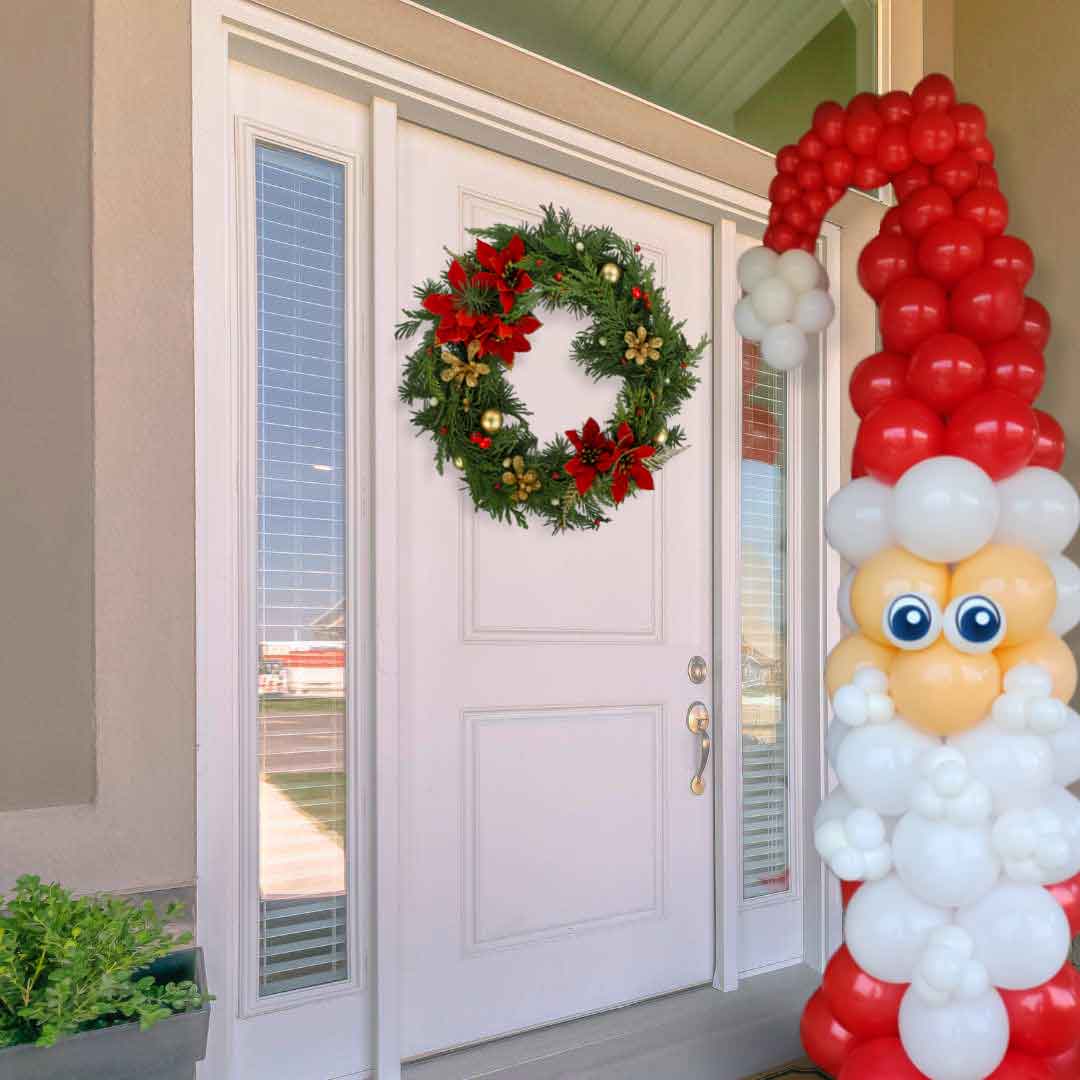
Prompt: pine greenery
<box><xmin>397</xmin><ymin>205</ymin><xmax>707</xmax><ymax>532</ymax></box>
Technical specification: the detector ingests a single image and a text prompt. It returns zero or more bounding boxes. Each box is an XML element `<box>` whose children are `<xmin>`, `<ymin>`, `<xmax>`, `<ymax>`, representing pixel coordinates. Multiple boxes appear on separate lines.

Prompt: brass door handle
<box><xmin>687</xmin><ymin>701</ymin><xmax>711</xmax><ymax>795</ymax></box>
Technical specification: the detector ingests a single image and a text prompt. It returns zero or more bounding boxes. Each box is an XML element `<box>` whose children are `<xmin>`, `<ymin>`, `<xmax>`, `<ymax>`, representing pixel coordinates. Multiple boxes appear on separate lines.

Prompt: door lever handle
<box><xmin>687</xmin><ymin>701</ymin><xmax>711</xmax><ymax>795</ymax></box>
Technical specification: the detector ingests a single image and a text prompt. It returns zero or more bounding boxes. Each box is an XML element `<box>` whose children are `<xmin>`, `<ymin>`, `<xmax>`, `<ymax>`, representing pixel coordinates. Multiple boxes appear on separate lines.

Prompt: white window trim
<box><xmin>194</xmin><ymin>2</ymin><xmax>845</xmax><ymax>1075</ymax></box>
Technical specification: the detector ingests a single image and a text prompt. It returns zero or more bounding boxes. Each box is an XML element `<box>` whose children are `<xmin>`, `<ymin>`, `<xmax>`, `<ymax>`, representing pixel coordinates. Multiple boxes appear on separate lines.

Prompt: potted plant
<box><xmin>0</xmin><ymin>875</ymin><xmax>211</xmax><ymax>1079</ymax></box>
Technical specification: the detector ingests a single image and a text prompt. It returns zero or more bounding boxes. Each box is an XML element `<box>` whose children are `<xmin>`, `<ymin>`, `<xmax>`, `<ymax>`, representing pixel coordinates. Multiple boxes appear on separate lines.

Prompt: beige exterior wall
<box><xmin>955</xmin><ymin>0</ymin><xmax>1080</xmax><ymax>677</ymax></box>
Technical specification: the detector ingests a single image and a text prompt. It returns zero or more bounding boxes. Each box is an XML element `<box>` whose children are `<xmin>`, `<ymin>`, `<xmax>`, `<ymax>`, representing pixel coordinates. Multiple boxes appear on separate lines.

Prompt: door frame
<box><xmin>193</xmin><ymin>2</ymin><xmax>845</xmax><ymax>1076</ymax></box>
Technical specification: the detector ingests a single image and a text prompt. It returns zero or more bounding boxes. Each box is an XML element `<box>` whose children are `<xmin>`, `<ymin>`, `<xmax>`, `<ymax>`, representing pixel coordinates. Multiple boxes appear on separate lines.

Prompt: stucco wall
<box><xmin>955</xmin><ymin>0</ymin><xmax>1080</xmax><ymax>676</ymax></box>
<box><xmin>0</xmin><ymin>0</ymin><xmax>195</xmax><ymax>893</ymax></box>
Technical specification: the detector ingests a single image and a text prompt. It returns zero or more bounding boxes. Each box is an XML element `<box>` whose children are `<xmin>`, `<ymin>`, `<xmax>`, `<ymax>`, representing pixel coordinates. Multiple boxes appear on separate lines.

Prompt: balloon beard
<box><xmin>736</xmin><ymin>74</ymin><xmax>1080</xmax><ymax>1080</ymax></box>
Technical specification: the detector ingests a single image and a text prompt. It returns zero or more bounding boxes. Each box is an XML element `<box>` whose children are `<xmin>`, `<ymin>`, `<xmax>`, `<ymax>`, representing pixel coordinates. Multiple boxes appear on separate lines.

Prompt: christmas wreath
<box><xmin>397</xmin><ymin>206</ymin><xmax>707</xmax><ymax>531</ymax></box>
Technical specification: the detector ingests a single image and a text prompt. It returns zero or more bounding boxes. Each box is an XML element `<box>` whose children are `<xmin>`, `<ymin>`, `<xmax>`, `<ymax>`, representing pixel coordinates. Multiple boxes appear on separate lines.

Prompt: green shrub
<box><xmin>0</xmin><ymin>875</ymin><xmax>206</xmax><ymax>1048</ymax></box>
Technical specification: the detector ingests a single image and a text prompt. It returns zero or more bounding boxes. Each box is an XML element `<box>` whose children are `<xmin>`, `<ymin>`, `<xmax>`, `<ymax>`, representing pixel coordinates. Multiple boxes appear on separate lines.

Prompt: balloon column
<box><xmin>737</xmin><ymin>74</ymin><xmax>1080</xmax><ymax>1080</ymax></box>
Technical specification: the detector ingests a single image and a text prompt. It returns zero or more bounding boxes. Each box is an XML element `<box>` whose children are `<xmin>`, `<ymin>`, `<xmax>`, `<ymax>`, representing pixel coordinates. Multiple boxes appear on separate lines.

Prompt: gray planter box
<box><xmin>0</xmin><ymin>947</ymin><xmax>210</xmax><ymax>1080</ymax></box>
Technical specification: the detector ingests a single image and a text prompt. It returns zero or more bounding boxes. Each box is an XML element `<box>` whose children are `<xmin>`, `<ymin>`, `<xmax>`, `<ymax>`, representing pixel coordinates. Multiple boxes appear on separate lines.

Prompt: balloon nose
<box><xmin>889</xmin><ymin>637</ymin><xmax>1001</xmax><ymax>736</ymax></box>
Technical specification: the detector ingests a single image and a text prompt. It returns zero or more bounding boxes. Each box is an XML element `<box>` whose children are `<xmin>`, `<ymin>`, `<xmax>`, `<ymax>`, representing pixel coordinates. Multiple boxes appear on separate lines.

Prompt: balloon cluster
<box><xmin>738</xmin><ymin>73</ymin><xmax>1080</xmax><ymax>1080</ymax></box>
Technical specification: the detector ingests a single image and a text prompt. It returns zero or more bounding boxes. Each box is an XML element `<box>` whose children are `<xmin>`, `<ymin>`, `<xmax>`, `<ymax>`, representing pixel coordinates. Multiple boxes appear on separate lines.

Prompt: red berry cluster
<box><xmin>802</xmin><ymin>876</ymin><xmax>1080</xmax><ymax>1078</ymax></box>
<box><xmin>765</xmin><ymin>73</ymin><xmax>1065</xmax><ymax>485</ymax></box>
<box><xmin>469</xmin><ymin>431</ymin><xmax>492</xmax><ymax>450</ymax></box>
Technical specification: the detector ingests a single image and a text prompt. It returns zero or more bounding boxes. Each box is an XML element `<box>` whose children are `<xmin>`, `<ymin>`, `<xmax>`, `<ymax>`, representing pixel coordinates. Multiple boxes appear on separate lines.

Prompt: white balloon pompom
<box><xmin>750</xmin><ymin>275</ymin><xmax>797</xmax><ymax>326</ymax></box>
<box><xmin>836</xmin><ymin>721</ymin><xmax>940</xmax><ymax>817</ymax></box>
<box><xmin>793</xmin><ymin>288</ymin><xmax>835</xmax><ymax>335</ymax></box>
<box><xmin>1050</xmin><ymin>708</ymin><xmax>1080</xmax><ymax>788</ymax></box>
<box><xmin>776</xmin><ymin>248</ymin><xmax>824</xmax><ymax>294</ymax></box>
<box><xmin>892</xmin><ymin>456</ymin><xmax>999</xmax><ymax>563</ymax></box>
<box><xmin>995</xmin><ymin>467</ymin><xmax>1080</xmax><ymax>556</ymax></box>
<box><xmin>1049</xmin><ymin>554</ymin><xmax>1080</xmax><ymax>636</ymax></box>
<box><xmin>846</xmin><ymin>874</ymin><xmax>950</xmax><ymax>982</ymax></box>
<box><xmin>1044</xmin><ymin>784</ymin><xmax>1080</xmax><ymax>878</ymax></box>
<box><xmin>825</xmin><ymin>477</ymin><xmax>895</xmax><ymax>566</ymax></box>
<box><xmin>892</xmin><ymin>812</ymin><xmax>1000</xmax><ymax>907</ymax></box>
<box><xmin>826</xmin><ymin>719</ymin><xmax>852</xmax><ymax>771</ymax></box>
<box><xmin>899</xmin><ymin>985</ymin><xmax>1008</xmax><ymax>1080</ymax></box>
<box><xmin>948</xmin><ymin>726</ymin><xmax>1054</xmax><ymax>813</ymax></box>
<box><xmin>761</xmin><ymin>321</ymin><xmax>808</xmax><ymax>371</ymax></box>
<box><xmin>733</xmin><ymin>295</ymin><xmax>767</xmax><ymax>342</ymax></box>
<box><xmin>956</xmin><ymin>879</ymin><xmax>1070</xmax><ymax>989</ymax></box>
<box><xmin>736</xmin><ymin>245</ymin><xmax>779</xmax><ymax>293</ymax></box>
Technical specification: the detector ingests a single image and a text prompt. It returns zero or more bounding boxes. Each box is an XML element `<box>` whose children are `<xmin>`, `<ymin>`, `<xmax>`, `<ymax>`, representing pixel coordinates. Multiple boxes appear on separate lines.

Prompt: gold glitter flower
<box><xmin>624</xmin><ymin>325</ymin><xmax>663</xmax><ymax>365</ymax></box>
<box><xmin>501</xmin><ymin>455</ymin><xmax>541</xmax><ymax>503</ymax></box>
<box><xmin>440</xmin><ymin>346</ymin><xmax>490</xmax><ymax>388</ymax></box>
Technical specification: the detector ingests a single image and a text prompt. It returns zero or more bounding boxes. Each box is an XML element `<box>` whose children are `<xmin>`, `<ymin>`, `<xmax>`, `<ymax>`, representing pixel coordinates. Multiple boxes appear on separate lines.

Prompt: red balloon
<box><xmin>769</xmin><ymin>223</ymin><xmax>800</xmax><ymax>253</ymax></box>
<box><xmin>769</xmin><ymin>173</ymin><xmax>801</xmax><ymax>205</ymax></box>
<box><xmin>1001</xmin><ymin>964</ymin><xmax>1080</xmax><ymax>1058</ymax></box>
<box><xmin>823</xmin><ymin>946</ymin><xmax>906</xmax><ymax>1040</ymax></box>
<box><xmin>918</xmin><ymin>218</ymin><xmax>985</xmax><ymax>286</ymax></box>
<box><xmin>838</xmin><ymin>1037</ymin><xmax>928</xmax><ymax>1080</ymax></box>
<box><xmin>880</xmin><ymin>276</ymin><xmax>949</xmax><ymax>353</ymax></box>
<box><xmin>1047</xmin><ymin>1039</ymin><xmax>1080</xmax><ymax>1079</ymax></box>
<box><xmin>858</xmin><ymin>234</ymin><xmax>916</xmax><ymax>300</ymax></box>
<box><xmin>877</xmin><ymin>125</ymin><xmax>914</xmax><ymax>174</ymax></box>
<box><xmin>913</xmin><ymin>73</ymin><xmax>957</xmax><ymax>114</ymax></box>
<box><xmin>908</xmin><ymin>333</ymin><xmax>986</xmax><ymax>414</ymax></box>
<box><xmin>958</xmin><ymin>187</ymin><xmax>1010</xmax><ymax>237</ymax></box>
<box><xmin>851</xmin><ymin>351</ymin><xmax>910</xmax><ymax>418</ymax></box>
<box><xmin>797</xmin><ymin>159</ymin><xmax>825</xmax><ymax>192</ymax></box>
<box><xmin>826</xmin><ymin>184</ymin><xmax>846</xmax><ymax>206</ymax></box>
<box><xmin>1032</xmin><ymin>409</ymin><xmax>1067</xmax><ymax>470</ymax></box>
<box><xmin>910</xmin><ymin>111</ymin><xmax>958</xmax><ymax>164</ymax></box>
<box><xmin>899</xmin><ymin>185</ymin><xmax>954</xmax><ymax>239</ymax></box>
<box><xmin>796</xmin><ymin>234</ymin><xmax>817</xmax><ymax>253</ymax></box>
<box><xmin>973</xmin><ymin>137</ymin><xmax>997</xmax><ymax>163</ymax></box>
<box><xmin>986</xmin><ymin>1052</ymin><xmax>1054</xmax><ymax>1080</ymax></box>
<box><xmin>776</xmin><ymin>144</ymin><xmax>800</xmax><ymax>174</ymax></box>
<box><xmin>879</xmin><ymin>90</ymin><xmax>915</xmax><ymax>126</ymax></box>
<box><xmin>814</xmin><ymin>100</ymin><xmax>847</xmax><ymax>147</ymax></box>
<box><xmin>856</xmin><ymin>398</ymin><xmax>945</xmax><ymax>483</ymax></box>
<box><xmin>952</xmin><ymin>103</ymin><xmax>988</xmax><ymax>149</ymax></box>
<box><xmin>851</xmin><ymin>442</ymin><xmax>868</xmax><ymax>479</ymax></box>
<box><xmin>984</xmin><ymin>337</ymin><xmax>1046</xmax><ymax>402</ymax></box>
<box><xmin>768</xmin><ymin>203</ymin><xmax>784</xmax><ymax>226</ymax></box>
<box><xmin>950</xmin><ymin>267</ymin><xmax>1025</xmax><ymax>344</ymax></box>
<box><xmin>880</xmin><ymin>206</ymin><xmax>906</xmax><ymax>237</ymax></box>
<box><xmin>978</xmin><ymin>164</ymin><xmax>1001</xmax><ymax>190</ymax></box>
<box><xmin>846</xmin><ymin>109</ymin><xmax>884</xmax><ymax>157</ymax></box>
<box><xmin>945</xmin><ymin>389</ymin><xmax>1038</xmax><ymax>479</ymax></box>
<box><xmin>1020</xmin><ymin>297</ymin><xmax>1053</xmax><ymax>351</ymax></box>
<box><xmin>783</xmin><ymin>198</ymin><xmax>813</xmax><ymax>232</ymax></box>
<box><xmin>798</xmin><ymin>130</ymin><xmax>827</xmax><ymax>161</ymax></box>
<box><xmin>805</xmin><ymin>188</ymin><xmax>830</xmax><ymax>220</ymax></box>
<box><xmin>823</xmin><ymin>146</ymin><xmax>856</xmax><ymax>189</ymax></box>
<box><xmin>801</xmin><ymin>989</ymin><xmax>861</xmax><ymax>1075</ymax></box>
<box><xmin>985</xmin><ymin>236</ymin><xmax>1035</xmax><ymax>288</ymax></box>
<box><xmin>932</xmin><ymin>151</ymin><xmax>979</xmax><ymax>198</ymax></box>
<box><xmin>894</xmin><ymin>163</ymin><xmax>931</xmax><ymax>200</ymax></box>
<box><xmin>854</xmin><ymin>156</ymin><xmax>888</xmax><ymax>191</ymax></box>
<box><xmin>841</xmin><ymin>879</ymin><xmax>864</xmax><ymax>908</ymax></box>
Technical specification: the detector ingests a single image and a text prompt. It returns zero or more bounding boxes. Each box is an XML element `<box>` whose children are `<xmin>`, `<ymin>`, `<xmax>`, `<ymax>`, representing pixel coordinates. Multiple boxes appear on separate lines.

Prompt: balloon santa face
<box><xmin>751</xmin><ymin>73</ymin><xmax>1080</xmax><ymax>1080</ymax></box>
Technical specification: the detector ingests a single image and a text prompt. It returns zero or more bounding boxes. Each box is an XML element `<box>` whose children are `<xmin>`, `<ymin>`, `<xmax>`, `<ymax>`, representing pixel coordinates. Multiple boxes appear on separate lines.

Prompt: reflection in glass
<box><xmin>255</xmin><ymin>144</ymin><xmax>349</xmax><ymax>996</ymax></box>
<box><xmin>740</xmin><ymin>339</ymin><xmax>789</xmax><ymax>900</ymax></box>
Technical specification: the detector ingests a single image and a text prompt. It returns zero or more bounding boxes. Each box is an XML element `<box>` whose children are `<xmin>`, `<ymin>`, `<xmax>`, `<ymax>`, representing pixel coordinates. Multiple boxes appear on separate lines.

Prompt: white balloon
<box><xmin>736</xmin><ymin>245</ymin><xmax>779</xmax><ymax>293</ymax></box>
<box><xmin>836</xmin><ymin>721</ymin><xmax>941</xmax><ymax>816</ymax></box>
<box><xmin>892</xmin><ymin>812</ymin><xmax>1000</xmax><ymax>907</ymax></box>
<box><xmin>892</xmin><ymin>457</ymin><xmax>999</xmax><ymax>563</ymax></box>
<box><xmin>1043</xmin><ymin>784</ymin><xmax>1080</xmax><ymax>879</ymax></box>
<box><xmin>750</xmin><ymin>275</ymin><xmax>797</xmax><ymax>326</ymax></box>
<box><xmin>825</xmin><ymin>478</ymin><xmax>895</xmax><ymax>565</ymax></box>
<box><xmin>948</xmin><ymin>726</ymin><xmax>1054</xmax><ymax>812</ymax></box>
<box><xmin>899</xmin><ymin>986</ymin><xmax>1008</xmax><ymax>1080</ymax></box>
<box><xmin>838</xmin><ymin>569</ymin><xmax>858</xmax><ymax>632</ymax></box>
<box><xmin>814</xmin><ymin>787</ymin><xmax>854</xmax><ymax>831</ymax></box>
<box><xmin>992</xmin><ymin>803</ymin><xmax>1074</xmax><ymax>883</ymax></box>
<box><xmin>793</xmin><ymin>289</ymin><xmax>835</xmax><ymax>334</ymax></box>
<box><xmin>826</xmin><ymin>718</ymin><xmax>852</xmax><ymax>771</ymax></box>
<box><xmin>1050</xmin><ymin>708</ymin><xmax>1080</xmax><ymax>787</ymax></box>
<box><xmin>760</xmin><ymin>322</ymin><xmax>808</xmax><ymax>371</ymax></box>
<box><xmin>734</xmin><ymin>295</ymin><xmax>767</xmax><ymax>342</ymax></box>
<box><xmin>776</xmin><ymin>248</ymin><xmax>823</xmax><ymax>294</ymax></box>
<box><xmin>1049</xmin><ymin>554</ymin><xmax>1080</xmax><ymax>635</ymax></box>
<box><xmin>846</xmin><ymin>874</ymin><xmax>950</xmax><ymax>982</ymax></box>
<box><xmin>956</xmin><ymin>880</ymin><xmax>1070</xmax><ymax>989</ymax></box>
<box><xmin>996</xmin><ymin>467</ymin><xmax>1080</xmax><ymax>556</ymax></box>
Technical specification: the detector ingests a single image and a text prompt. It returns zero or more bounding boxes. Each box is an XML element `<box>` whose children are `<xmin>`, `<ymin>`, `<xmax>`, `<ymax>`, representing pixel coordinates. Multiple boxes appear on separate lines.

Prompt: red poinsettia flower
<box><xmin>609</xmin><ymin>422</ymin><xmax>655</xmax><ymax>504</ymax></box>
<box><xmin>476</xmin><ymin>312</ymin><xmax>541</xmax><ymax>368</ymax></box>
<box><xmin>422</xmin><ymin>258</ymin><xmax>480</xmax><ymax>345</ymax></box>
<box><xmin>472</xmin><ymin>234</ymin><xmax>534</xmax><ymax>314</ymax></box>
<box><xmin>564</xmin><ymin>418</ymin><xmax>618</xmax><ymax>495</ymax></box>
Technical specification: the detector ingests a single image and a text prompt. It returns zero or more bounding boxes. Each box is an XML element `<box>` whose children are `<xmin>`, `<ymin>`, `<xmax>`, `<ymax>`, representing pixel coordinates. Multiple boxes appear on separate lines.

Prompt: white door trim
<box><xmin>193</xmin><ymin>2</ymin><xmax>843</xmax><ymax>1075</ymax></box>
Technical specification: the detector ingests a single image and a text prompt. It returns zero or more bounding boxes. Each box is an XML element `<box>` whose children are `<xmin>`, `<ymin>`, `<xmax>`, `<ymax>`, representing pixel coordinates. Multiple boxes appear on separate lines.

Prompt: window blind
<box><xmin>255</xmin><ymin>143</ymin><xmax>350</xmax><ymax>996</ymax></box>
<box><xmin>740</xmin><ymin>340</ymin><xmax>790</xmax><ymax>900</ymax></box>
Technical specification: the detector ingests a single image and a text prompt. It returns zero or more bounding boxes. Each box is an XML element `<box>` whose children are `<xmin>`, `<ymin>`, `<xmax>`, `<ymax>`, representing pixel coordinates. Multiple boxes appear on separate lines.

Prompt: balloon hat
<box><xmin>735</xmin><ymin>73</ymin><xmax>1080</xmax><ymax>1080</ymax></box>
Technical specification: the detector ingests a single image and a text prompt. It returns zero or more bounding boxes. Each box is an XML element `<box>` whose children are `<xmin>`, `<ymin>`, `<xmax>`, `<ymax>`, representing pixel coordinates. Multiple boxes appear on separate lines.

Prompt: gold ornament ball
<box><xmin>600</xmin><ymin>262</ymin><xmax>622</xmax><ymax>285</ymax></box>
<box><xmin>502</xmin><ymin>457</ymin><xmax>512</xmax><ymax>469</ymax></box>
<box><xmin>452</xmin><ymin>455</ymin><xmax>466</xmax><ymax>470</ymax></box>
<box><xmin>480</xmin><ymin>408</ymin><xmax>503</xmax><ymax>435</ymax></box>
<box><xmin>654</xmin><ymin>429</ymin><xmax>670</xmax><ymax>446</ymax></box>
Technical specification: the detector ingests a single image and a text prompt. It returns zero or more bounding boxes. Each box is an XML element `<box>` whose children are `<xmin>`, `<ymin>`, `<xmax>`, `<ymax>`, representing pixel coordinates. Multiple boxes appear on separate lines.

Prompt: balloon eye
<box><xmin>883</xmin><ymin>593</ymin><xmax>942</xmax><ymax>650</ymax></box>
<box><xmin>944</xmin><ymin>594</ymin><xmax>1006</xmax><ymax>654</ymax></box>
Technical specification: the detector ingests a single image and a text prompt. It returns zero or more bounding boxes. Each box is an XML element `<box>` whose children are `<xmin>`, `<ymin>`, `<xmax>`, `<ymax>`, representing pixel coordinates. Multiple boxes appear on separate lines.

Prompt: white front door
<box><xmin>396</xmin><ymin>123</ymin><xmax>716</xmax><ymax>1058</ymax></box>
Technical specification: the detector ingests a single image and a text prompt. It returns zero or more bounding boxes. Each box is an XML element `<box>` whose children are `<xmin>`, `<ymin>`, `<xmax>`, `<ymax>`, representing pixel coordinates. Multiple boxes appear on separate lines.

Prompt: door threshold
<box><xmin>402</xmin><ymin>964</ymin><xmax>818</xmax><ymax>1080</ymax></box>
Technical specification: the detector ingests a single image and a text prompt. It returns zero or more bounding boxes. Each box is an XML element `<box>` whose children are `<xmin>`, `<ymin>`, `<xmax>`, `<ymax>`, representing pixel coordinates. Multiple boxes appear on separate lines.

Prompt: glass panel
<box><xmin>740</xmin><ymin>339</ymin><xmax>789</xmax><ymax>900</ymax></box>
<box><xmin>414</xmin><ymin>0</ymin><xmax>877</xmax><ymax>154</ymax></box>
<box><xmin>255</xmin><ymin>143</ymin><xmax>349</xmax><ymax>996</ymax></box>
